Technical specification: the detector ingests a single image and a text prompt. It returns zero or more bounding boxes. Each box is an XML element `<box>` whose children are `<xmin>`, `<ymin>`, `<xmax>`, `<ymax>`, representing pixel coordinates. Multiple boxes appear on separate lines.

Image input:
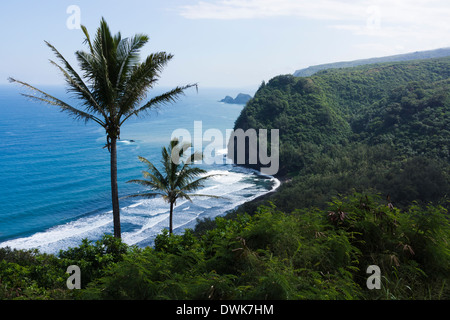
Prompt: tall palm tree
<box><xmin>8</xmin><ymin>18</ymin><xmax>196</xmax><ymax>238</ymax></box>
<box><xmin>126</xmin><ymin>138</ymin><xmax>219</xmax><ymax>234</ymax></box>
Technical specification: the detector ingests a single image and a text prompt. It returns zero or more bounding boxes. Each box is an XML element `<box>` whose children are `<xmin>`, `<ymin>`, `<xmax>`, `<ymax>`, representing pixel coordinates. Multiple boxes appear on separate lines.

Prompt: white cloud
<box><xmin>175</xmin><ymin>0</ymin><xmax>450</xmax><ymax>85</ymax></box>
<box><xmin>179</xmin><ymin>0</ymin><xmax>363</xmax><ymax>20</ymax></box>
<box><xmin>179</xmin><ymin>0</ymin><xmax>450</xmax><ymax>40</ymax></box>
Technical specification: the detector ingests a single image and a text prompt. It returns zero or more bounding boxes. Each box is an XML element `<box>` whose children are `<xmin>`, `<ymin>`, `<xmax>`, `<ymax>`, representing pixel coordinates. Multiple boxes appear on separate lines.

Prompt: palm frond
<box><xmin>170</xmin><ymin>140</ymin><xmax>193</xmax><ymax>165</ymax></box>
<box><xmin>117</xmin><ymin>51</ymin><xmax>175</xmax><ymax>114</ymax></box>
<box><xmin>141</xmin><ymin>172</ymin><xmax>168</xmax><ymax>191</ymax></box>
<box><xmin>44</xmin><ymin>41</ymin><xmax>103</xmax><ymax>113</ymax></box>
<box><xmin>126</xmin><ymin>178</ymin><xmax>159</xmax><ymax>189</ymax></box>
<box><xmin>161</xmin><ymin>145</ymin><xmax>179</xmax><ymax>188</ymax></box>
<box><xmin>120</xmin><ymin>80</ymin><xmax>197</xmax><ymax>125</ymax></box>
<box><xmin>75</xmin><ymin>48</ymin><xmax>114</xmax><ymax>114</ymax></box>
<box><xmin>8</xmin><ymin>77</ymin><xmax>104</xmax><ymax>125</ymax></box>
<box><xmin>74</xmin><ymin>50</ymin><xmax>97</xmax><ymax>81</ymax></box>
<box><xmin>121</xmin><ymin>84</ymin><xmax>197</xmax><ymax>125</ymax></box>
<box><xmin>138</xmin><ymin>156</ymin><xmax>166</xmax><ymax>183</ymax></box>
<box><xmin>175</xmin><ymin>168</ymin><xmax>208</xmax><ymax>189</ymax></box>
<box><xmin>80</xmin><ymin>24</ymin><xmax>94</xmax><ymax>54</ymax></box>
<box><xmin>47</xmin><ymin>59</ymin><xmax>107</xmax><ymax>121</ymax></box>
<box><xmin>115</xmin><ymin>34</ymin><xmax>149</xmax><ymax>90</ymax></box>
<box><xmin>81</xmin><ymin>18</ymin><xmax>118</xmax><ymax>114</ymax></box>
<box><xmin>179</xmin><ymin>174</ymin><xmax>218</xmax><ymax>192</ymax></box>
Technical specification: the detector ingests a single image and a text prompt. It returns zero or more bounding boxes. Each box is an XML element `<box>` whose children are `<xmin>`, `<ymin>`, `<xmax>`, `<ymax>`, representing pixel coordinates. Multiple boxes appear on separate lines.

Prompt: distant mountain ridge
<box><xmin>293</xmin><ymin>47</ymin><xmax>450</xmax><ymax>77</ymax></box>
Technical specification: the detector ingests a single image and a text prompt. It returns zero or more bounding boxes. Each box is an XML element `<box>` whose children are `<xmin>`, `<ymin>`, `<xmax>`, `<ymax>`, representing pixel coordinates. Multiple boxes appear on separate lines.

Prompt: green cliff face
<box><xmin>231</xmin><ymin>57</ymin><xmax>450</xmax><ymax>210</ymax></box>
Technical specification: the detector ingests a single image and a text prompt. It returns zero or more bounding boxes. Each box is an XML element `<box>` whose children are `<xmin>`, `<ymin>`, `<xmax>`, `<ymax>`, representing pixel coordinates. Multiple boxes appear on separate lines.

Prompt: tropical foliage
<box><xmin>232</xmin><ymin>58</ymin><xmax>450</xmax><ymax>213</ymax></box>
<box><xmin>1</xmin><ymin>193</ymin><xmax>448</xmax><ymax>300</ymax></box>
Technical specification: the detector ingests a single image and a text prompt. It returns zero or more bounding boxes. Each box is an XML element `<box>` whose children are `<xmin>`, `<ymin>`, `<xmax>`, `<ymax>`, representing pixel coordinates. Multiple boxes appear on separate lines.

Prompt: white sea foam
<box><xmin>0</xmin><ymin>166</ymin><xmax>280</xmax><ymax>254</ymax></box>
<box><xmin>270</xmin><ymin>177</ymin><xmax>281</xmax><ymax>192</ymax></box>
<box><xmin>0</xmin><ymin>212</ymin><xmax>113</xmax><ymax>253</ymax></box>
<box><xmin>215</xmin><ymin>148</ymin><xmax>228</xmax><ymax>155</ymax></box>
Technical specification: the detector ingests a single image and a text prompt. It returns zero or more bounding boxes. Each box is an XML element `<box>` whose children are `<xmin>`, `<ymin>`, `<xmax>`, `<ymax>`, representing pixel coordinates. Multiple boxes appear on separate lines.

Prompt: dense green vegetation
<box><xmin>233</xmin><ymin>57</ymin><xmax>450</xmax><ymax>212</ymax></box>
<box><xmin>1</xmin><ymin>193</ymin><xmax>449</xmax><ymax>299</ymax></box>
<box><xmin>2</xmin><ymin>57</ymin><xmax>449</xmax><ymax>300</ymax></box>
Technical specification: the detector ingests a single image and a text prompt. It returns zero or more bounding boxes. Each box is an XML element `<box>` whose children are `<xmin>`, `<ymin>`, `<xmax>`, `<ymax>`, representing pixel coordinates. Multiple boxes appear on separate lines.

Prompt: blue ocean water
<box><xmin>0</xmin><ymin>85</ymin><xmax>279</xmax><ymax>254</ymax></box>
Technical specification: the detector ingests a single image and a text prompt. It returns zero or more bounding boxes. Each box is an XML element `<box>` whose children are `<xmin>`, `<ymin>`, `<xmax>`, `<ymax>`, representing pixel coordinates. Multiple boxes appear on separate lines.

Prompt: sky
<box><xmin>1</xmin><ymin>0</ymin><xmax>450</xmax><ymax>91</ymax></box>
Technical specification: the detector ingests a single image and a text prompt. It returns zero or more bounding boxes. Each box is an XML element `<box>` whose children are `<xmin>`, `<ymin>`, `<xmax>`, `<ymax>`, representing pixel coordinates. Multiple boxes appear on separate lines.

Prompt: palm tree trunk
<box><xmin>169</xmin><ymin>201</ymin><xmax>174</xmax><ymax>234</ymax></box>
<box><xmin>110</xmin><ymin>137</ymin><xmax>121</xmax><ymax>238</ymax></box>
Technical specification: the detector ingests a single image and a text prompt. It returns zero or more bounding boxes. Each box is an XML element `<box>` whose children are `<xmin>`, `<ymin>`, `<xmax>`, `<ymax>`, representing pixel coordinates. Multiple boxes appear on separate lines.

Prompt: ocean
<box><xmin>0</xmin><ymin>85</ymin><xmax>279</xmax><ymax>254</ymax></box>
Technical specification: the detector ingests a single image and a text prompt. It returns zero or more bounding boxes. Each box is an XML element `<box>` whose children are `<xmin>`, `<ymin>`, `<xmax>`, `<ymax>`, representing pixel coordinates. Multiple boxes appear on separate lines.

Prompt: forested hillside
<box><xmin>232</xmin><ymin>57</ymin><xmax>450</xmax><ymax>211</ymax></box>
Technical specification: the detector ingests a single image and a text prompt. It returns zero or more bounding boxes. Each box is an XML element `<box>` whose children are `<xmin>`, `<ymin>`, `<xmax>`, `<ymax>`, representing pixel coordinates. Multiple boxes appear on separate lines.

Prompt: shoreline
<box><xmin>192</xmin><ymin>170</ymin><xmax>286</xmax><ymax>234</ymax></box>
<box><xmin>215</xmin><ymin>171</ymin><xmax>287</xmax><ymax>221</ymax></box>
<box><xmin>238</xmin><ymin>166</ymin><xmax>287</xmax><ymax>205</ymax></box>
<box><xmin>0</xmin><ymin>165</ymin><xmax>280</xmax><ymax>252</ymax></box>
<box><xmin>243</xmin><ymin>175</ymin><xmax>283</xmax><ymax>204</ymax></box>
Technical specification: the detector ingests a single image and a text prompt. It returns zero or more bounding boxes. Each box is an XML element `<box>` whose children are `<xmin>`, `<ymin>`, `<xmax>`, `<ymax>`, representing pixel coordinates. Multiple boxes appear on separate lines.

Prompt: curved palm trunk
<box><xmin>110</xmin><ymin>137</ymin><xmax>121</xmax><ymax>238</ymax></box>
<box><xmin>169</xmin><ymin>201</ymin><xmax>174</xmax><ymax>234</ymax></box>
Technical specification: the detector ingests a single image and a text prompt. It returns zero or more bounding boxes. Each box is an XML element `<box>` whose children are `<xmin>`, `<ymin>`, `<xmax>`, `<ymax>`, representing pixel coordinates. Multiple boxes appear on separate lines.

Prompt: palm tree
<box><xmin>8</xmin><ymin>18</ymin><xmax>196</xmax><ymax>239</ymax></box>
<box><xmin>126</xmin><ymin>138</ymin><xmax>219</xmax><ymax>234</ymax></box>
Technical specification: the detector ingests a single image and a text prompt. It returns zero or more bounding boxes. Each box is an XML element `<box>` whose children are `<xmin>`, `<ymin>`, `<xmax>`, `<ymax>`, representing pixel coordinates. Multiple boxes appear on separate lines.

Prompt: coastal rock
<box><xmin>220</xmin><ymin>93</ymin><xmax>252</xmax><ymax>105</ymax></box>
